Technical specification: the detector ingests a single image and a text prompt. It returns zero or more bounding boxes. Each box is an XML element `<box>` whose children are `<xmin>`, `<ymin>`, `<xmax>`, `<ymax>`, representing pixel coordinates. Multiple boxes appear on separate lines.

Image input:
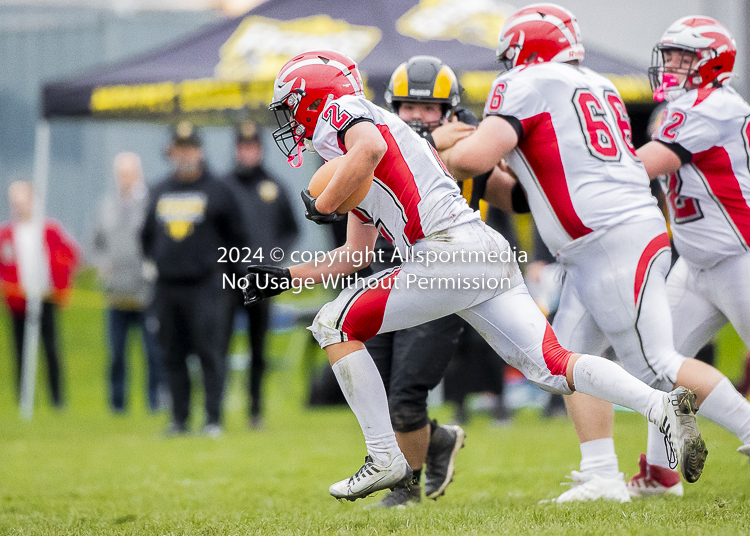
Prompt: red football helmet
<box><xmin>649</xmin><ymin>16</ymin><xmax>736</xmax><ymax>102</ymax></box>
<box><xmin>269</xmin><ymin>50</ymin><xmax>364</xmax><ymax>167</ymax></box>
<box><xmin>496</xmin><ymin>3</ymin><xmax>585</xmax><ymax>70</ymax></box>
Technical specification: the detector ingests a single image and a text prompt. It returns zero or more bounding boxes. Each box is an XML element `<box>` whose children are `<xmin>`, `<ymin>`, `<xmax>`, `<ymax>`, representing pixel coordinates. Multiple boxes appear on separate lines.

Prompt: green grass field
<box><xmin>1</xmin><ymin>272</ymin><xmax>749</xmax><ymax>535</ymax></box>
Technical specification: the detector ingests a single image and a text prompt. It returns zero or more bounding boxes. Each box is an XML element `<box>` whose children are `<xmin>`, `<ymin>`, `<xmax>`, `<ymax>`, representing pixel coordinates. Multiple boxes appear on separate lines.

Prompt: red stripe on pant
<box><xmin>341</xmin><ymin>271</ymin><xmax>400</xmax><ymax>342</ymax></box>
<box><xmin>634</xmin><ymin>233</ymin><xmax>671</xmax><ymax>307</ymax></box>
<box><xmin>542</xmin><ymin>323</ymin><xmax>573</xmax><ymax>376</ymax></box>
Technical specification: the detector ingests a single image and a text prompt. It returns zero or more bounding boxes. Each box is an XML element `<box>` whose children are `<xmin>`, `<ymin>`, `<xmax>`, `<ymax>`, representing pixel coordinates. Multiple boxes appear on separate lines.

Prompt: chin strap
<box><xmin>653</xmin><ymin>74</ymin><xmax>679</xmax><ymax>102</ymax></box>
<box><xmin>287</xmin><ymin>142</ymin><xmax>304</xmax><ymax>168</ymax></box>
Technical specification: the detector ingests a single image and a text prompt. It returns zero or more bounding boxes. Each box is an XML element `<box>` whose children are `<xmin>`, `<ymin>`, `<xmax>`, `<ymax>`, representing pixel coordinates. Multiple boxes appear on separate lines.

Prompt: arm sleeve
<box><xmin>654</xmin><ymin>140</ymin><xmax>692</xmax><ymax>165</ymax></box>
<box><xmin>337</xmin><ymin>117</ymin><xmax>375</xmax><ymax>146</ymax></box>
<box><xmin>499</xmin><ymin>115</ymin><xmax>524</xmax><ymax>140</ymax></box>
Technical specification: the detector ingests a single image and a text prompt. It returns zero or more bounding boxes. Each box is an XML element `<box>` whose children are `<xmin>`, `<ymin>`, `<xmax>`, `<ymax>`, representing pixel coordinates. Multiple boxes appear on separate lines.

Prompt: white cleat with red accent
<box><xmin>627</xmin><ymin>454</ymin><xmax>684</xmax><ymax>498</ymax></box>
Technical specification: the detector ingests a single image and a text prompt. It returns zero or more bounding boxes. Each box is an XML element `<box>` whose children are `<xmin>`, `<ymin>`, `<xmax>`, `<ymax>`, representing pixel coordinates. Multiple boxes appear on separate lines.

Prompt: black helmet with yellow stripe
<box><xmin>385</xmin><ymin>56</ymin><xmax>460</xmax><ymax>118</ymax></box>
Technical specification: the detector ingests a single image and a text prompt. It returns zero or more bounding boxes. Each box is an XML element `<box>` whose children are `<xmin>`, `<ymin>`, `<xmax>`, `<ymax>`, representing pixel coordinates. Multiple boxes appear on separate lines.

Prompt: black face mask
<box><xmin>405</xmin><ymin>119</ymin><xmax>442</xmax><ymax>136</ymax></box>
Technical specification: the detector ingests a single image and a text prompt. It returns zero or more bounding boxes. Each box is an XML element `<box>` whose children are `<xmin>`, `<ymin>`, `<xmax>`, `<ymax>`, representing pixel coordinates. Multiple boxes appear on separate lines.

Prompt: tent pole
<box><xmin>20</xmin><ymin>120</ymin><xmax>51</xmax><ymax>420</ymax></box>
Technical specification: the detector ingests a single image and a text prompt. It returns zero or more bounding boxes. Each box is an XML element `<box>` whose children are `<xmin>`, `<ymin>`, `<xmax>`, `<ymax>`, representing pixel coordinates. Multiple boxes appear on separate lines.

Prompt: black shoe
<box><xmin>424</xmin><ymin>424</ymin><xmax>465</xmax><ymax>499</ymax></box>
<box><xmin>376</xmin><ymin>475</ymin><xmax>421</xmax><ymax>508</ymax></box>
<box><xmin>165</xmin><ymin>421</ymin><xmax>188</xmax><ymax>436</ymax></box>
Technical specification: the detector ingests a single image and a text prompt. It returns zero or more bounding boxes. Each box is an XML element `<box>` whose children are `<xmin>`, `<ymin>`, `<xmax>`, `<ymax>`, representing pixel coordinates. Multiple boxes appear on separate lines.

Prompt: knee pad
<box><xmin>390</xmin><ymin>403</ymin><xmax>429</xmax><ymax>433</ymax></box>
<box><xmin>528</xmin><ymin>378</ymin><xmax>573</xmax><ymax>396</ymax></box>
<box><xmin>308</xmin><ymin>302</ymin><xmax>344</xmax><ymax>349</ymax></box>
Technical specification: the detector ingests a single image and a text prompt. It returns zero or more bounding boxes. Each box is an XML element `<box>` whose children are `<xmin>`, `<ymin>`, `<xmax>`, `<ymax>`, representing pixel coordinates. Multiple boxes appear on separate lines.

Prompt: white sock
<box><xmin>572</xmin><ymin>355</ymin><xmax>665</xmax><ymax>426</ymax></box>
<box><xmin>579</xmin><ymin>438</ymin><xmax>619</xmax><ymax>479</ymax></box>
<box><xmin>646</xmin><ymin>422</ymin><xmax>672</xmax><ymax>469</ymax></box>
<box><xmin>699</xmin><ymin>377</ymin><xmax>750</xmax><ymax>445</ymax></box>
<box><xmin>331</xmin><ymin>349</ymin><xmax>401</xmax><ymax>467</ymax></box>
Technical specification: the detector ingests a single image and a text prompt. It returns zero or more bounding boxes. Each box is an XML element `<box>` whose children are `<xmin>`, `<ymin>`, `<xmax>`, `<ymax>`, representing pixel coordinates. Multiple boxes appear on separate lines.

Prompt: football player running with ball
<box><xmin>363</xmin><ymin>55</ymin><xmax>473</xmax><ymax>509</ymax></box>
<box><xmin>440</xmin><ymin>4</ymin><xmax>748</xmax><ymax>503</ymax></box>
<box><xmin>243</xmin><ymin>48</ymin><xmax>706</xmax><ymax>502</ymax></box>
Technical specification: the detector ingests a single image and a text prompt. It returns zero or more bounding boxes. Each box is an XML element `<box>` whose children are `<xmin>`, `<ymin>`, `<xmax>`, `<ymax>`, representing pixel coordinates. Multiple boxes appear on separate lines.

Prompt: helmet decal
<box><xmin>269</xmin><ymin>50</ymin><xmax>364</xmax><ymax>166</ymax></box>
<box><xmin>649</xmin><ymin>16</ymin><xmax>736</xmax><ymax>101</ymax></box>
<box><xmin>495</xmin><ymin>3</ymin><xmax>584</xmax><ymax>70</ymax></box>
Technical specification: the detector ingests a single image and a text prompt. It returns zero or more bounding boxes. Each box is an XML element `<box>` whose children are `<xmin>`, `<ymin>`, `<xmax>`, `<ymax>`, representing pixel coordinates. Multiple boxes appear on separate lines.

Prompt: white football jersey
<box><xmin>312</xmin><ymin>95</ymin><xmax>479</xmax><ymax>252</ymax></box>
<box><xmin>653</xmin><ymin>86</ymin><xmax>750</xmax><ymax>269</ymax></box>
<box><xmin>484</xmin><ymin>62</ymin><xmax>662</xmax><ymax>255</ymax></box>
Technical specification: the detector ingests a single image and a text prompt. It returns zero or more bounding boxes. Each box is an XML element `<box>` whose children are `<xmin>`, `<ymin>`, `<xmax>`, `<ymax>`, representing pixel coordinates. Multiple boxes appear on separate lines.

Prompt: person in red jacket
<box><xmin>0</xmin><ymin>181</ymin><xmax>80</xmax><ymax>406</ymax></box>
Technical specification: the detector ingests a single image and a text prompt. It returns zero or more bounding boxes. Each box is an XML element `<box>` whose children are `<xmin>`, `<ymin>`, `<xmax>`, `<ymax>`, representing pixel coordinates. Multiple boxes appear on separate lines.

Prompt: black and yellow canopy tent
<box><xmin>42</xmin><ymin>0</ymin><xmax>654</xmax><ymax>122</ymax></box>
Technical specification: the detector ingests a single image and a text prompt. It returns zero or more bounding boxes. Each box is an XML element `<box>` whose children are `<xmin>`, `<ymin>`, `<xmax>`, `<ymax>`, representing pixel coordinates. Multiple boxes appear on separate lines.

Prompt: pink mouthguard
<box><xmin>287</xmin><ymin>142</ymin><xmax>304</xmax><ymax>168</ymax></box>
<box><xmin>653</xmin><ymin>74</ymin><xmax>679</xmax><ymax>102</ymax></box>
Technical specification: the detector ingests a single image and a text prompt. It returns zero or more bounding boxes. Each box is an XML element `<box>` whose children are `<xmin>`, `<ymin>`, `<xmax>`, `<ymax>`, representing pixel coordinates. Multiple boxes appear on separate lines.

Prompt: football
<box><xmin>308</xmin><ymin>157</ymin><xmax>374</xmax><ymax>214</ymax></box>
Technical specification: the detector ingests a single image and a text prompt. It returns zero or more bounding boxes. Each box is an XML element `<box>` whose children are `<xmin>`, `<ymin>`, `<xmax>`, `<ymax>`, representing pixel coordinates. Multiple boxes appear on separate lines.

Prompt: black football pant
<box><xmin>366</xmin><ymin>314</ymin><xmax>464</xmax><ymax>433</ymax></box>
<box><xmin>223</xmin><ymin>293</ymin><xmax>270</xmax><ymax>419</ymax></box>
<box><xmin>246</xmin><ymin>299</ymin><xmax>269</xmax><ymax>419</ymax></box>
<box><xmin>154</xmin><ymin>278</ymin><xmax>228</xmax><ymax>427</ymax></box>
<box><xmin>11</xmin><ymin>300</ymin><xmax>63</xmax><ymax>406</ymax></box>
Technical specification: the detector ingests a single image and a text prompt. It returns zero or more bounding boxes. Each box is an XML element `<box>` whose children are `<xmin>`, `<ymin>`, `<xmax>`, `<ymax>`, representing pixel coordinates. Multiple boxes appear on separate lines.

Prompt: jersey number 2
<box><xmin>323</xmin><ymin>103</ymin><xmax>352</xmax><ymax>130</ymax></box>
<box><xmin>667</xmin><ymin>172</ymin><xmax>703</xmax><ymax>224</ymax></box>
<box><xmin>660</xmin><ymin>111</ymin><xmax>686</xmax><ymax>141</ymax></box>
<box><xmin>573</xmin><ymin>89</ymin><xmax>636</xmax><ymax>162</ymax></box>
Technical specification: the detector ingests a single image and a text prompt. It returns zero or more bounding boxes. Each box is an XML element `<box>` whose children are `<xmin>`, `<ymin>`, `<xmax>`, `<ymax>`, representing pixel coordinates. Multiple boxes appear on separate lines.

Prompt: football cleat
<box><xmin>627</xmin><ymin>453</ymin><xmax>683</xmax><ymax>498</ymax></box>
<box><xmin>374</xmin><ymin>474</ymin><xmax>421</xmax><ymax>509</ymax></box>
<box><xmin>424</xmin><ymin>424</ymin><xmax>466</xmax><ymax>499</ymax></box>
<box><xmin>737</xmin><ymin>444</ymin><xmax>750</xmax><ymax>459</ymax></box>
<box><xmin>165</xmin><ymin>421</ymin><xmax>188</xmax><ymax>437</ymax></box>
<box><xmin>546</xmin><ymin>471</ymin><xmax>631</xmax><ymax>503</ymax></box>
<box><xmin>658</xmin><ymin>387</ymin><xmax>707</xmax><ymax>483</ymax></box>
<box><xmin>329</xmin><ymin>454</ymin><xmax>412</xmax><ymax>501</ymax></box>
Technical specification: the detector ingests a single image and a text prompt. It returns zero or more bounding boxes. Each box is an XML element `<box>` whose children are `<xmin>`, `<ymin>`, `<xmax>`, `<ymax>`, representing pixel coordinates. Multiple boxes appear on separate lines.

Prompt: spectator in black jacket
<box><xmin>141</xmin><ymin>121</ymin><xmax>247</xmax><ymax>437</ymax></box>
<box><xmin>223</xmin><ymin>122</ymin><xmax>299</xmax><ymax>429</ymax></box>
